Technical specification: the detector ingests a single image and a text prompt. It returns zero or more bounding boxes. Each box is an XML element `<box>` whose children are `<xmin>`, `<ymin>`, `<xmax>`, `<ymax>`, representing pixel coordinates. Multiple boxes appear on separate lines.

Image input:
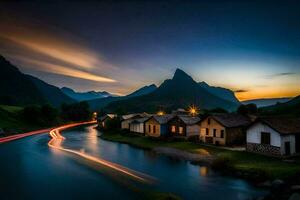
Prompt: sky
<box><xmin>0</xmin><ymin>0</ymin><xmax>299</xmax><ymax>100</ymax></box>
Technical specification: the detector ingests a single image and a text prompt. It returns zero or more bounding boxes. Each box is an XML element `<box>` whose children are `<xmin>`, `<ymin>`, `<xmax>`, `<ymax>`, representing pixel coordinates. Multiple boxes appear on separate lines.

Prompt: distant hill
<box><xmin>0</xmin><ymin>55</ymin><xmax>46</xmax><ymax>105</ymax></box>
<box><xmin>103</xmin><ymin>68</ymin><xmax>240</xmax><ymax>113</ymax></box>
<box><xmin>198</xmin><ymin>81</ymin><xmax>239</xmax><ymax>103</ymax></box>
<box><xmin>242</xmin><ymin>97</ymin><xmax>291</xmax><ymax>107</ymax></box>
<box><xmin>88</xmin><ymin>84</ymin><xmax>158</xmax><ymax>110</ymax></box>
<box><xmin>260</xmin><ymin>95</ymin><xmax>300</xmax><ymax>116</ymax></box>
<box><xmin>61</xmin><ymin>87</ymin><xmax>116</xmax><ymax>101</ymax></box>
<box><xmin>28</xmin><ymin>76</ymin><xmax>75</xmax><ymax>107</ymax></box>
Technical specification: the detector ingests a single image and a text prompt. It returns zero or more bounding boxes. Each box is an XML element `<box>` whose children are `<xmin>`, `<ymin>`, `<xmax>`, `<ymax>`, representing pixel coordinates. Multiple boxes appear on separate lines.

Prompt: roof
<box><xmin>147</xmin><ymin>114</ymin><xmax>174</xmax><ymax>124</ymax></box>
<box><xmin>99</xmin><ymin>114</ymin><xmax>117</xmax><ymax>121</ymax></box>
<box><xmin>206</xmin><ymin>113</ymin><xmax>252</xmax><ymax>128</ymax></box>
<box><xmin>177</xmin><ymin>115</ymin><xmax>201</xmax><ymax>125</ymax></box>
<box><xmin>121</xmin><ymin>112</ymin><xmax>150</xmax><ymax>120</ymax></box>
<box><xmin>131</xmin><ymin>117</ymin><xmax>150</xmax><ymax>124</ymax></box>
<box><xmin>251</xmin><ymin>117</ymin><xmax>300</xmax><ymax>135</ymax></box>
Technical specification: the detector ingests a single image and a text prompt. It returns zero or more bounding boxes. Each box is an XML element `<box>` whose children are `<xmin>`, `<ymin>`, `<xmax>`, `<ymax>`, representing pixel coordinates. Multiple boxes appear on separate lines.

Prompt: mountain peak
<box><xmin>172</xmin><ymin>68</ymin><xmax>193</xmax><ymax>82</ymax></box>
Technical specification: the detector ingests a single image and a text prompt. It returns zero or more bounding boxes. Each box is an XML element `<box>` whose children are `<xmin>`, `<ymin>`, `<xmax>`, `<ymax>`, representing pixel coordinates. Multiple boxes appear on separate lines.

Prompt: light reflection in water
<box><xmin>48</xmin><ymin>122</ymin><xmax>155</xmax><ymax>184</ymax></box>
<box><xmin>199</xmin><ymin>166</ymin><xmax>209</xmax><ymax>177</ymax></box>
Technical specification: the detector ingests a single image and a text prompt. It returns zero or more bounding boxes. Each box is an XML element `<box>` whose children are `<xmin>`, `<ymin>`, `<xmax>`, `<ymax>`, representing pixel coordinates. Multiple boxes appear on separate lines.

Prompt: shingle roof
<box><xmin>131</xmin><ymin>117</ymin><xmax>150</xmax><ymax>124</ymax></box>
<box><xmin>151</xmin><ymin>114</ymin><xmax>174</xmax><ymax>124</ymax></box>
<box><xmin>121</xmin><ymin>113</ymin><xmax>150</xmax><ymax>120</ymax></box>
<box><xmin>210</xmin><ymin>113</ymin><xmax>252</xmax><ymax>128</ymax></box>
<box><xmin>254</xmin><ymin>117</ymin><xmax>300</xmax><ymax>135</ymax></box>
<box><xmin>177</xmin><ymin>115</ymin><xmax>201</xmax><ymax>125</ymax></box>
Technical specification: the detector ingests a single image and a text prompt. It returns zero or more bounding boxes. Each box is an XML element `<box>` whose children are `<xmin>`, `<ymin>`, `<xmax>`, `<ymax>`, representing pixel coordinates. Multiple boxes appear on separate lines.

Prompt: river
<box><xmin>0</xmin><ymin>124</ymin><xmax>267</xmax><ymax>200</ymax></box>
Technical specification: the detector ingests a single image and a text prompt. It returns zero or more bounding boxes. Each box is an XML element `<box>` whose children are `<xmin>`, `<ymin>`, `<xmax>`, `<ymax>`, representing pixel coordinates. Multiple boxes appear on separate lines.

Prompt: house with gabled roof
<box><xmin>168</xmin><ymin>115</ymin><xmax>201</xmax><ymax>138</ymax></box>
<box><xmin>98</xmin><ymin>114</ymin><xmax>117</xmax><ymax>128</ymax></box>
<box><xmin>246</xmin><ymin>117</ymin><xmax>300</xmax><ymax>156</ymax></box>
<box><xmin>199</xmin><ymin>113</ymin><xmax>252</xmax><ymax>146</ymax></box>
<box><xmin>144</xmin><ymin>114</ymin><xmax>174</xmax><ymax>137</ymax></box>
<box><xmin>120</xmin><ymin>113</ymin><xmax>150</xmax><ymax>130</ymax></box>
<box><xmin>129</xmin><ymin>117</ymin><xmax>150</xmax><ymax>135</ymax></box>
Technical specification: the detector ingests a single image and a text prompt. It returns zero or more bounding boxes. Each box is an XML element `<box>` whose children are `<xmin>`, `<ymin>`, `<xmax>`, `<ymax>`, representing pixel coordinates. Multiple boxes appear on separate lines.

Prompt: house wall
<box><xmin>121</xmin><ymin>119</ymin><xmax>132</xmax><ymax>129</ymax></box>
<box><xmin>130</xmin><ymin>123</ymin><xmax>144</xmax><ymax>134</ymax></box>
<box><xmin>145</xmin><ymin>118</ymin><xmax>161</xmax><ymax>137</ymax></box>
<box><xmin>168</xmin><ymin>117</ymin><xmax>186</xmax><ymax>136</ymax></box>
<box><xmin>186</xmin><ymin>125</ymin><xmax>200</xmax><ymax>137</ymax></box>
<box><xmin>246</xmin><ymin>122</ymin><xmax>282</xmax><ymax>155</ymax></box>
<box><xmin>281</xmin><ymin>135</ymin><xmax>296</xmax><ymax>155</ymax></box>
<box><xmin>199</xmin><ymin>117</ymin><xmax>226</xmax><ymax>145</ymax></box>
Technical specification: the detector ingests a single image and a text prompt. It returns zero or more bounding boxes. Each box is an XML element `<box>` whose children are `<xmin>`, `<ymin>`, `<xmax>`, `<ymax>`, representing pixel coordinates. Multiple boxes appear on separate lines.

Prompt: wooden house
<box><xmin>199</xmin><ymin>113</ymin><xmax>251</xmax><ymax>146</ymax></box>
<box><xmin>144</xmin><ymin>114</ymin><xmax>174</xmax><ymax>137</ymax></box>
<box><xmin>246</xmin><ymin>117</ymin><xmax>300</xmax><ymax>156</ymax></box>
<box><xmin>129</xmin><ymin>117</ymin><xmax>149</xmax><ymax>135</ymax></box>
<box><xmin>168</xmin><ymin>115</ymin><xmax>201</xmax><ymax>138</ymax></box>
<box><xmin>120</xmin><ymin>113</ymin><xmax>149</xmax><ymax>130</ymax></box>
<box><xmin>98</xmin><ymin>114</ymin><xmax>117</xmax><ymax>128</ymax></box>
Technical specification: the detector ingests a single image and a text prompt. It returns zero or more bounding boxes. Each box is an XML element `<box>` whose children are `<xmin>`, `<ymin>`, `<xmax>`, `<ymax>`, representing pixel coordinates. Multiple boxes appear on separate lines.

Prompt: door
<box><xmin>296</xmin><ymin>135</ymin><xmax>300</xmax><ymax>153</ymax></box>
<box><xmin>285</xmin><ymin>142</ymin><xmax>291</xmax><ymax>155</ymax></box>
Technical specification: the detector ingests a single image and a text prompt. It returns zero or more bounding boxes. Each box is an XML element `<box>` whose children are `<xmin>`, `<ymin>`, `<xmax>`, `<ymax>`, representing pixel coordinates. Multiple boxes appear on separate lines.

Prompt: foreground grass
<box><xmin>100</xmin><ymin>130</ymin><xmax>300</xmax><ymax>180</ymax></box>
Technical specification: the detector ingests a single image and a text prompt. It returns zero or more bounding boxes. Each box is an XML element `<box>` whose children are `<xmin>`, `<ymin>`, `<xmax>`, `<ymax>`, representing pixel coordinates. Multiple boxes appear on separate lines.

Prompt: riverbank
<box><xmin>99</xmin><ymin>130</ymin><xmax>300</xmax><ymax>183</ymax></box>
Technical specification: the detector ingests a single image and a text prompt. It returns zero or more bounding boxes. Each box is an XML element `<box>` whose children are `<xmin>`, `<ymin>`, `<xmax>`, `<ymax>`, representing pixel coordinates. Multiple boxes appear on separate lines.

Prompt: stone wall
<box><xmin>246</xmin><ymin>143</ymin><xmax>281</xmax><ymax>156</ymax></box>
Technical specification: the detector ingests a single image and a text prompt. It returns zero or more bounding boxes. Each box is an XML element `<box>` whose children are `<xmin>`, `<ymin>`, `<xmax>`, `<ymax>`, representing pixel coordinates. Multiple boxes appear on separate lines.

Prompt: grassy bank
<box><xmin>100</xmin><ymin>130</ymin><xmax>300</xmax><ymax>180</ymax></box>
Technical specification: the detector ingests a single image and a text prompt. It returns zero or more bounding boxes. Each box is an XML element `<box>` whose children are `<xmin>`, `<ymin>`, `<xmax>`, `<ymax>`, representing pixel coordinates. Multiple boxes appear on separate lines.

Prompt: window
<box><xmin>148</xmin><ymin>125</ymin><xmax>151</xmax><ymax>133</ymax></box>
<box><xmin>153</xmin><ymin>125</ymin><xmax>156</xmax><ymax>134</ymax></box>
<box><xmin>213</xmin><ymin>129</ymin><xmax>217</xmax><ymax>137</ymax></box>
<box><xmin>207</xmin><ymin>118</ymin><xmax>211</xmax><ymax>125</ymax></box>
<box><xmin>171</xmin><ymin>125</ymin><xmax>176</xmax><ymax>133</ymax></box>
<box><xmin>179</xmin><ymin>127</ymin><xmax>183</xmax><ymax>134</ymax></box>
<box><xmin>206</xmin><ymin>128</ymin><xmax>209</xmax><ymax>135</ymax></box>
<box><xmin>261</xmin><ymin>132</ymin><xmax>270</xmax><ymax>145</ymax></box>
<box><xmin>220</xmin><ymin>130</ymin><xmax>224</xmax><ymax>138</ymax></box>
<box><xmin>102</xmin><ymin>122</ymin><xmax>105</xmax><ymax>127</ymax></box>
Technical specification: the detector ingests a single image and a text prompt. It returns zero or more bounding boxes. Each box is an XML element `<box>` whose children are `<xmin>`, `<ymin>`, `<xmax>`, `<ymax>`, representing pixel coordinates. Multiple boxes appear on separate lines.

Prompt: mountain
<box><xmin>0</xmin><ymin>55</ymin><xmax>46</xmax><ymax>105</ymax></box>
<box><xmin>126</xmin><ymin>84</ymin><xmax>157</xmax><ymax>98</ymax></box>
<box><xmin>260</xmin><ymin>95</ymin><xmax>300</xmax><ymax>116</ymax></box>
<box><xmin>198</xmin><ymin>81</ymin><xmax>239</xmax><ymax>103</ymax></box>
<box><xmin>88</xmin><ymin>84</ymin><xmax>158</xmax><ymax>110</ymax></box>
<box><xmin>103</xmin><ymin>68</ymin><xmax>240</xmax><ymax>113</ymax></box>
<box><xmin>27</xmin><ymin>76</ymin><xmax>75</xmax><ymax>107</ymax></box>
<box><xmin>242</xmin><ymin>97</ymin><xmax>291</xmax><ymax>108</ymax></box>
<box><xmin>61</xmin><ymin>87</ymin><xmax>116</xmax><ymax>101</ymax></box>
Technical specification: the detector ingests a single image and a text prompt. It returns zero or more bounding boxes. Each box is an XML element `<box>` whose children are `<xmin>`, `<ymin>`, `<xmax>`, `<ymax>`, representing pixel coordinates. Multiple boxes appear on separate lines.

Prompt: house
<box><xmin>98</xmin><ymin>114</ymin><xmax>117</xmax><ymax>128</ymax></box>
<box><xmin>171</xmin><ymin>108</ymin><xmax>189</xmax><ymax>115</ymax></box>
<box><xmin>199</xmin><ymin>113</ymin><xmax>252</xmax><ymax>146</ymax></box>
<box><xmin>246</xmin><ymin>117</ymin><xmax>300</xmax><ymax>156</ymax></box>
<box><xmin>120</xmin><ymin>113</ymin><xmax>149</xmax><ymax>130</ymax></box>
<box><xmin>168</xmin><ymin>115</ymin><xmax>201</xmax><ymax>138</ymax></box>
<box><xmin>144</xmin><ymin>114</ymin><xmax>174</xmax><ymax>137</ymax></box>
<box><xmin>129</xmin><ymin>117</ymin><xmax>149</xmax><ymax>135</ymax></box>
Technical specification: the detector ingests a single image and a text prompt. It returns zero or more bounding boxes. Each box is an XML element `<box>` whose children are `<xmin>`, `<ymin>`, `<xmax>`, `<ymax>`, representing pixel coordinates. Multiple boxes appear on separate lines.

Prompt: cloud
<box><xmin>234</xmin><ymin>89</ymin><xmax>248</xmax><ymax>93</ymax></box>
<box><xmin>0</xmin><ymin>15</ymin><xmax>118</xmax><ymax>83</ymax></box>
<box><xmin>266</xmin><ymin>72</ymin><xmax>297</xmax><ymax>79</ymax></box>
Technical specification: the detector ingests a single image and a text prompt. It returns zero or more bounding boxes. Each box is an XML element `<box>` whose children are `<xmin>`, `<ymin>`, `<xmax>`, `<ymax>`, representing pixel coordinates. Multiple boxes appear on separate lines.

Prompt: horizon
<box><xmin>0</xmin><ymin>0</ymin><xmax>300</xmax><ymax>101</ymax></box>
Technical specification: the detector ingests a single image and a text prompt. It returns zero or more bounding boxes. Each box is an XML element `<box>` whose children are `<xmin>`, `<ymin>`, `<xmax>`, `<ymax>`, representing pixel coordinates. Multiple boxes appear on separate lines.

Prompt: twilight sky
<box><xmin>0</xmin><ymin>0</ymin><xmax>299</xmax><ymax>100</ymax></box>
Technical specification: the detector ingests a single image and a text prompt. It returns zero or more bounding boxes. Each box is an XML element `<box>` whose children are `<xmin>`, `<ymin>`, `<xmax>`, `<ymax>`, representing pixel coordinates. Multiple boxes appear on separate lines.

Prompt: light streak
<box><xmin>48</xmin><ymin>121</ymin><xmax>154</xmax><ymax>184</ymax></box>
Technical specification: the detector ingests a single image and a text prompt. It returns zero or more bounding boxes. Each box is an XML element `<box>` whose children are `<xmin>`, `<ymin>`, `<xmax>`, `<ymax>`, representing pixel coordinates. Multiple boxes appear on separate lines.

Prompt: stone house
<box><xmin>246</xmin><ymin>117</ymin><xmax>300</xmax><ymax>156</ymax></box>
<box><xmin>199</xmin><ymin>113</ymin><xmax>252</xmax><ymax>146</ymax></box>
<box><xmin>168</xmin><ymin>115</ymin><xmax>201</xmax><ymax>138</ymax></box>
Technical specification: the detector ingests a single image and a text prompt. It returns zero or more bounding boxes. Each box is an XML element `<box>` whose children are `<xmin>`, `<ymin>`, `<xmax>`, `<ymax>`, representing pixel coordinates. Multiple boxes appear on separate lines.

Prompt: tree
<box><xmin>60</xmin><ymin>101</ymin><xmax>91</xmax><ymax>122</ymax></box>
<box><xmin>237</xmin><ymin>104</ymin><xmax>257</xmax><ymax>115</ymax></box>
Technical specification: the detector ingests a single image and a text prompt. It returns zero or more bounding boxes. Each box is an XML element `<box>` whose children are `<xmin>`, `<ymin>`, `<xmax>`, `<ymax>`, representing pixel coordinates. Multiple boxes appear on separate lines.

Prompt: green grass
<box><xmin>0</xmin><ymin>105</ymin><xmax>23</xmax><ymax>113</ymax></box>
<box><xmin>100</xmin><ymin>130</ymin><xmax>300</xmax><ymax>180</ymax></box>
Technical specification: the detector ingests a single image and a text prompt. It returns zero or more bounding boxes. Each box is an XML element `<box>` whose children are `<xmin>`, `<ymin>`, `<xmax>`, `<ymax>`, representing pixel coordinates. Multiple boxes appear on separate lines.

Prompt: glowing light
<box><xmin>189</xmin><ymin>105</ymin><xmax>198</xmax><ymax>116</ymax></box>
<box><xmin>157</xmin><ymin>111</ymin><xmax>164</xmax><ymax>116</ymax></box>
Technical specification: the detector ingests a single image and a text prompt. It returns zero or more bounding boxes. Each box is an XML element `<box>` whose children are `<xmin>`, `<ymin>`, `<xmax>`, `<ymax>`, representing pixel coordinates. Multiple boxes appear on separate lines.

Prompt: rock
<box><xmin>291</xmin><ymin>185</ymin><xmax>300</xmax><ymax>191</ymax></box>
<box><xmin>289</xmin><ymin>193</ymin><xmax>300</xmax><ymax>200</ymax></box>
<box><xmin>272</xmin><ymin>179</ymin><xmax>284</xmax><ymax>188</ymax></box>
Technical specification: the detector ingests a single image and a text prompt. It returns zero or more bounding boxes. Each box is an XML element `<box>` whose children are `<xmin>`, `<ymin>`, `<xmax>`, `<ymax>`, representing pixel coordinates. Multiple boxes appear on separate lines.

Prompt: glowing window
<box><xmin>179</xmin><ymin>127</ymin><xmax>183</xmax><ymax>134</ymax></box>
<box><xmin>171</xmin><ymin>125</ymin><xmax>176</xmax><ymax>133</ymax></box>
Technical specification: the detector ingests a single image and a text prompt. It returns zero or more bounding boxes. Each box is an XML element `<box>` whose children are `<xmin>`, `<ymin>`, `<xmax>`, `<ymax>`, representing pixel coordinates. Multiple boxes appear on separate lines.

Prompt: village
<box><xmin>98</xmin><ymin>107</ymin><xmax>300</xmax><ymax>157</ymax></box>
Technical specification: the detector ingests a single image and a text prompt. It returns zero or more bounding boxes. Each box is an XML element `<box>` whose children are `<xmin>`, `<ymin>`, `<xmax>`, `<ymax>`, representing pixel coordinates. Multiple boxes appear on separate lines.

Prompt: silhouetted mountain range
<box><xmin>260</xmin><ymin>95</ymin><xmax>300</xmax><ymax>116</ymax></box>
<box><xmin>0</xmin><ymin>55</ymin><xmax>74</xmax><ymax>107</ymax></box>
<box><xmin>102</xmin><ymin>69</ymin><xmax>240</xmax><ymax>112</ymax></box>
<box><xmin>242</xmin><ymin>97</ymin><xmax>291</xmax><ymax>108</ymax></box>
<box><xmin>61</xmin><ymin>87</ymin><xmax>116</xmax><ymax>101</ymax></box>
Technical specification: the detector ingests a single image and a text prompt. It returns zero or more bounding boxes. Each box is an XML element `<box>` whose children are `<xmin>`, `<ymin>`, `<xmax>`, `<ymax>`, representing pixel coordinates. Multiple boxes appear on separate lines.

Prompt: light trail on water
<box><xmin>48</xmin><ymin>121</ymin><xmax>155</xmax><ymax>184</ymax></box>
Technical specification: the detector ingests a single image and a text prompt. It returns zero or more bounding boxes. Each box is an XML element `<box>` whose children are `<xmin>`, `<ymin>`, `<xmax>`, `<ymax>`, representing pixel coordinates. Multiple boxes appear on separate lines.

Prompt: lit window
<box><xmin>171</xmin><ymin>125</ymin><xmax>176</xmax><ymax>133</ymax></box>
<box><xmin>102</xmin><ymin>122</ymin><xmax>105</xmax><ymax>127</ymax></box>
<box><xmin>179</xmin><ymin>127</ymin><xmax>183</xmax><ymax>134</ymax></box>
